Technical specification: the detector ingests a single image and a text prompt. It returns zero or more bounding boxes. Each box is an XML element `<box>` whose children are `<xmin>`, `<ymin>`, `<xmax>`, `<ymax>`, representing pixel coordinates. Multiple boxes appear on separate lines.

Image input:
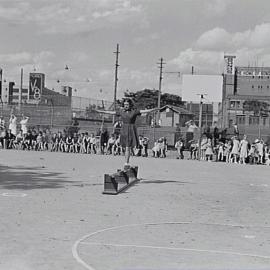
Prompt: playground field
<box><xmin>0</xmin><ymin>149</ymin><xmax>270</xmax><ymax>270</ymax></box>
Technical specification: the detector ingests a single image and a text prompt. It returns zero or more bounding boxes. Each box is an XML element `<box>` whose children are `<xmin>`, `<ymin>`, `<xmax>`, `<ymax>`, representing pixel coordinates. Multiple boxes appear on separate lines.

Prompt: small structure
<box><xmin>159</xmin><ymin>105</ymin><xmax>193</xmax><ymax>127</ymax></box>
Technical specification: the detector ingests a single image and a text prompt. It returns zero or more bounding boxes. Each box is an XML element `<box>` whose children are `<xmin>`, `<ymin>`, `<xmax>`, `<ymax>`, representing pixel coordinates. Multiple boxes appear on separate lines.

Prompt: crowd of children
<box><xmin>1</xmin><ymin>114</ymin><xmax>269</xmax><ymax>165</ymax></box>
<box><xmin>175</xmin><ymin>134</ymin><xmax>270</xmax><ymax>165</ymax></box>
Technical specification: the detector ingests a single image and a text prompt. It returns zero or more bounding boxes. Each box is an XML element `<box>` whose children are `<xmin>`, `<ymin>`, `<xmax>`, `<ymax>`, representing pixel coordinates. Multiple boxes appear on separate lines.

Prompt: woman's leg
<box><xmin>125</xmin><ymin>146</ymin><xmax>131</xmax><ymax>164</ymax></box>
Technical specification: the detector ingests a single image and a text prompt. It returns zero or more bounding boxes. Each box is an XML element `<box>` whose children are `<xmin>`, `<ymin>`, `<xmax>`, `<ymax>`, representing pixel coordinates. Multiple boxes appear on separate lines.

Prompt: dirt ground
<box><xmin>0</xmin><ymin>149</ymin><xmax>270</xmax><ymax>270</ymax></box>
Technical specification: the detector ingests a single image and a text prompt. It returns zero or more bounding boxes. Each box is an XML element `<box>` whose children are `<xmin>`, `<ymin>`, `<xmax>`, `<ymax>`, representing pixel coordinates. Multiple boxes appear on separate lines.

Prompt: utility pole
<box><xmin>197</xmin><ymin>94</ymin><xmax>206</xmax><ymax>160</ymax></box>
<box><xmin>19</xmin><ymin>68</ymin><xmax>23</xmax><ymax>111</ymax></box>
<box><xmin>157</xmin><ymin>57</ymin><xmax>165</xmax><ymax>125</ymax></box>
<box><xmin>113</xmin><ymin>43</ymin><xmax>120</xmax><ymax>111</ymax></box>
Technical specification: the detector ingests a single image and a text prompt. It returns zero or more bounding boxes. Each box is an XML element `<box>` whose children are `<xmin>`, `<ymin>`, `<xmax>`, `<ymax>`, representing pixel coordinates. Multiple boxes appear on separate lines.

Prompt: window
<box><xmin>263</xmin><ymin>117</ymin><xmax>267</xmax><ymax>126</ymax></box>
<box><xmin>249</xmin><ymin>116</ymin><xmax>260</xmax><ymax>125</ymax></box>
<box><xmin>236</xmin><ymin>115</ymin><xmax>245</xmax><ymax>125</ymax></box>
<box><xmin>252</xmin><ymin>85</ymin><xmax>254</xmax><ymax>89</ymax></box>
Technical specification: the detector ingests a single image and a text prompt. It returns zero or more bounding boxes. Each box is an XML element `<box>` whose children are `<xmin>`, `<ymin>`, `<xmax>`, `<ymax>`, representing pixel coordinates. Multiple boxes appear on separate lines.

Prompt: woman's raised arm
<box><xmin>95</xmin><ymin>109</ymin><xmax>116</xmax><ymax>115</ymax></box>
<box><xmin>139</xmin><ymin>108</ymin><xmax>157</xmax><ymax>114</ymax></box>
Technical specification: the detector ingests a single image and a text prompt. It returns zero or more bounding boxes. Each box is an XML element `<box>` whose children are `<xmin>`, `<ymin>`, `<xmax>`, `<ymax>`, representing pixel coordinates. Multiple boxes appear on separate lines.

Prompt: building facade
<box><xmin>221</xmin><ymin>66</ymin><xmax>270</xmax><ymax>129</ymax></box>
<box><xmin>185</xmin><ymin>102</ymin><xmax>214</xmax><ymax>127</ymax></box>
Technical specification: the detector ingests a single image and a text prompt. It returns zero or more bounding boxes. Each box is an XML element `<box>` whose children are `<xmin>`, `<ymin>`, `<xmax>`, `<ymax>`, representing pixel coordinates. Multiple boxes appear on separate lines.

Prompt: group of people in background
<box><xmin>174</xmin><ymin>125</ymin><xmax>270</xmax><ymax>165</ymax></box>
<box><xmin>1</xmin><ymin>113</ymin><xmax>270</xmax><ymax>165</ymax></box>
<box><xmin>0</xmin><ymin>114</ymin><xmax>152</xmax><ymax>158</ymax></box>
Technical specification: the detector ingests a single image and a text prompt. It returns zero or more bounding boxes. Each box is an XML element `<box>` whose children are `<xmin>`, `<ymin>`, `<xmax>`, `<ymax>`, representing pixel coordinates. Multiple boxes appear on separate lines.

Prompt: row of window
<box><xmin>236</xmin><ymin>115</ymin><xmax>269</xmax><ymax>126</ymax></box>
<box><xmin>251</xmin><ymin>76</ymin><xmax>270</xmax><ymax>79</ymax></box>
<box><xmin>251</xmin><ymin>85</ymin><xmax>270</xmax><ymax>89</ymax></box>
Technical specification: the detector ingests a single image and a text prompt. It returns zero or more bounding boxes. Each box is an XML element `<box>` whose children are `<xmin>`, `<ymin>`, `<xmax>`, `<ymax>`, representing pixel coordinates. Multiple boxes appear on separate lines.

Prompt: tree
<box><xmin>122</xmin><ymin>89</ymin><xmax>184</xmax><ymax>109</ymax></box>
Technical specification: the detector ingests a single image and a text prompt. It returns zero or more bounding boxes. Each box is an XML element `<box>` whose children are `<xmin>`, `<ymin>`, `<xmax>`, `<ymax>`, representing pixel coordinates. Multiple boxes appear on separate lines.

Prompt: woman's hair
<box><xmin>122</xmin><ymin>97</ymin><xmax>135</xmax><ymax>109</ymax></box>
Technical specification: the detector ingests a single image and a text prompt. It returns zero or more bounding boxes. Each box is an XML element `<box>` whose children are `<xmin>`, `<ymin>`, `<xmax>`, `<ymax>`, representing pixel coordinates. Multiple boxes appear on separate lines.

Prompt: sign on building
<box><xmin>29</xmin><ymin>73</ymin><xmax>45</xmax><ymax>100</ymax></box>
<box><xmin>224</xmin><ymin>55</ymin><xmax>236</xmax><ymax>74</ymax></box>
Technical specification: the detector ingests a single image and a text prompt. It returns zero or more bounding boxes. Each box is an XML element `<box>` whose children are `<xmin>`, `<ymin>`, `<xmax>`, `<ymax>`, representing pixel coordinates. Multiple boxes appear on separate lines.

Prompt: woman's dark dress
<box><xmin>117</xmin><ymin>109</ymin><xmax>141</xmax><ymax>148</ymax></box>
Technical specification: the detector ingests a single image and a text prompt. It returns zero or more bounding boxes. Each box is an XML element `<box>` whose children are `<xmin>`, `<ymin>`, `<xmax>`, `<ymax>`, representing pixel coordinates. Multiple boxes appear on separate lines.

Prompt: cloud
<box><xmin>196</xmin><ymin>23</ymin><xmax>270</xmax><ymax>51</ymax></box>
<box><xmin>0</xmin><ymin>0</ymin><xmax>146</xmax><ymax>34</ymax></box>
<box><xmin>169</xmin><ymin>48</ymin><xmax>224</xmax><ymax>74</ymax></box>
<box><xmin>0</xmin><ymin>52</ymin><xmax>32</xmax><ymax>64</ymax></box>
<box><xmin>0</xmin><ymin>2</ymin><xmax>30</xmax><ymax>20</ymax></box>
<box><xmin>196</xmin><ymin>27</ymin><xmax>231</xmax><ymax>50</ymax></box>
<box><xmin>0</xmin><ymin>51</ymin><xmax>54</xmax><ymax>65</ymax></box>
<box><xmin>133</xmin><ymin>32</ymin><xmax>160</xmax><ymax>44</ymax></box>
<box><xmin>204</xmin><ymin>0</ymin><xmax>232</xmax><ymax>16</ymax></box>
<box><xmin>170</xmin><ymin>22</ymin><xmax>270</xmax><ymax>75</ymax></box>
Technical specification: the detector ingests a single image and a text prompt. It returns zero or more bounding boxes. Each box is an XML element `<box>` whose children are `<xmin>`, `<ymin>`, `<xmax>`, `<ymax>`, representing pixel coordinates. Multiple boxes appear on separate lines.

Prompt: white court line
<box><xmin>72</xmin><ymin>221</ymin><xmax>270</xmax><ymax>270</ymax></box>
<box><xmin>1</xmin><ymin>192</ymin><xmax>27</xmax><ymax>197</ymax></box>
<box><xmin>249</xmin><ymin>183</ymin><xmax>268</xmax><ymax>187</ymax></box>
<box><xmin>80</xmin><ymin>241</ymin><xmax>270</xmax><ymax>260</ymax></box>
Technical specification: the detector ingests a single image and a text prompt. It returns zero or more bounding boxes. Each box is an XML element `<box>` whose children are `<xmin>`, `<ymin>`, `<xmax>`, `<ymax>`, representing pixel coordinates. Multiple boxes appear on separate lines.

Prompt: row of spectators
<box><xmin>0</xmin><ymin>124</ymin><xmax>154</xmax><ymax>157</ymax></box>
<box><xmin>175</xmin><ymin>135</ymin><xmax>270</xmax><ymax>165</ymax></box>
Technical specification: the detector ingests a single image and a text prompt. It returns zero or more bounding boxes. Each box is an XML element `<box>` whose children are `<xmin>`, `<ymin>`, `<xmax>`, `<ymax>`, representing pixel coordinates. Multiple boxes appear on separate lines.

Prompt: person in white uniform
<box><xmin>20</xmin><ymin>114</ymin><xmax>29</xmax><ymax>135</ymax></box>
<box><xmin>9</xmin><ymin>114</ymin><xmax>17</xmax><ymax>136</ymax></box>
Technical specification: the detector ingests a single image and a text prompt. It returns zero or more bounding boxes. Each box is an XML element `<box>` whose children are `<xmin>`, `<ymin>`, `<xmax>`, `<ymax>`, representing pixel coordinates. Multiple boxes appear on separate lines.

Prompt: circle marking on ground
<box><xmin>72</xmin><ymin>221</ymin><xmax>270</xmax><ymax>270</ymax></box>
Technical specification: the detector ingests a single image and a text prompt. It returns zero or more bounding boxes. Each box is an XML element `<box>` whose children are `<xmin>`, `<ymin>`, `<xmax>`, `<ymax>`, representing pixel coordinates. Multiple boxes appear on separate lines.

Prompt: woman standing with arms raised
<box><xmin>96</xmin><ymin>98</ymin><xmax>156</xmax><ymax>166</ymax></box>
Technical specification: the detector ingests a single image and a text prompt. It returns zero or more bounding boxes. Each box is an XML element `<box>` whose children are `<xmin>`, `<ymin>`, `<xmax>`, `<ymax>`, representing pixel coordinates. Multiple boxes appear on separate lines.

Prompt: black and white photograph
<box><xmin>0</xmin><ymin>0</ymin><xmax>270</xmax><ymax>269</ymax></box>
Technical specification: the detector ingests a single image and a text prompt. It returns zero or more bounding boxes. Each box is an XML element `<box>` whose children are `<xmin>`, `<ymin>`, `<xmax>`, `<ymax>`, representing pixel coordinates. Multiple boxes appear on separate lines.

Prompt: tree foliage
<box><xmin>122</xmin><ymin>89</ymin><xmax>184</xmax><ymax>109</ymax></box>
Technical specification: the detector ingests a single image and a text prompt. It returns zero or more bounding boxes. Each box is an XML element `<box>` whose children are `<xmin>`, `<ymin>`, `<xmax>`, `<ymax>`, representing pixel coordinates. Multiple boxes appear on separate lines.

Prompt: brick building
<box><xmin>221</xmin><ymin>66</ymin><xmax>270</xmax><ymax>129</ymax></box>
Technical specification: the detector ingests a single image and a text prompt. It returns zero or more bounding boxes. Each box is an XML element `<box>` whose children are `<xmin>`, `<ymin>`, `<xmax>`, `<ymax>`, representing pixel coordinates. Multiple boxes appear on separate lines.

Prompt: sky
<box><xmin>1</xmin><ymin>0</ymin><xmax>270</xmax><ymax>101</ymax></box>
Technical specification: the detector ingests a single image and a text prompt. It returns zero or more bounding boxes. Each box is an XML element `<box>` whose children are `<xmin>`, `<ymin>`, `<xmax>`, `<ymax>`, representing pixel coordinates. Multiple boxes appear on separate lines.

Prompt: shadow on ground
<box><xmin>141</xmin><ymin>179</ymin><xmax>194</xmax><ymax>185</ymax></box>
<box><xmin>0</xmin><ymin>165</ymin><xmax>83</xmax><ymax>190</ymax></box>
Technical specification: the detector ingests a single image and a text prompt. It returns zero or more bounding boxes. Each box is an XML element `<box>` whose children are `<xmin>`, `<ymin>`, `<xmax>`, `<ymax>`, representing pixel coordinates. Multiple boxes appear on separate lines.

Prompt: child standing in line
<box><xmin>160</xmin><ymin>137</ymin><xmax>167</xmax><ymax>158</ymax></box>
<box><xmin>142</xmin><ymin>136</ymin><xmax>149</xmax><ymax>157</ymax></box>
<box><xmin>256</xmin><ymin>139</ymin><xmax>264</xmax><ymax>164</ymax></box>
<box><xmin>265</xmin><ymin>146</ymin><xmax>270</xmax><ymax>166</ymax></box>
<box><xmin>200</xmin><ymin>135</ymin><xmax>208</xmax><ymax>160</ymax></box>
<box><xmin>248</xmin><ymin>143</ymin><xmax>257</xmax><ymax>164</ymax></box>
<box><xmin>175</xmin><ymin>138</ymin><xmax>184</xmax><ymax>159</ymax></box>
<box><xmin>152</xmin><ymin>140</ymin><xmax>161</xmax><ymax>158</ymax></box>
<box><xmin>224</xmin><ymin>140</ymin><xmax>232</xmax><ymax>163</ymax></box>
<box><xmin>36</xmin><ymin>132</ymin><xmax>43</xmax><ymax>151</ymax></box>
<box><xmin>205</xmin><ymin>138</ymin><xmax>214</xmax><ymax>162</ymax></box>
<box><xmin>51</xmin><ymin>133</ymin><xmax>58</xmax><ymax>152</ymax></box>
<box><xmin>89</xmin><ymin>133</ymin><xmax>97</xmax><ymax>154</ymax></box>
<box><xmin>217</xmin><ymin>141</ymin><xmax>225</xmax><ymax>162</ymax></box>
<box><xmin>231</xmin><ymin>136</ymin><xmax>240</xmax><ymax>163</ymax></box>
<box><xmin>239</xmin><ymin>135</ymin><xmax>249</xmax><ymax>164</ymax></box>
<box><xmin>106</xmin><ymin>134</ymin><xmax>116</xmax><ymax>155</ymax></box>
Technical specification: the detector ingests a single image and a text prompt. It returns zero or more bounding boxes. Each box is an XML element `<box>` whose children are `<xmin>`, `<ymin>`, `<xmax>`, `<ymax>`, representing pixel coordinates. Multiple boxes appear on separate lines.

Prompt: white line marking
<box><xmin>80</xmin><ymin>241</ymin><xmax>270</xmax><ymax>260</ymax></box>
<box><xmin>1</xmin><ymin>193</ymin><xmax>27</xmax><ymax>197</ymax></box>
<box><xmin>244</xmin><ymin>235</ymin><xmax>256</xmax><ymax>239</ymax></box>
<box><xmin>249</xmin><ymin>184</ymin><xmax>268</xmax><ymax>187</ymax></box>
<box><xmin>72</xmin><ymin>221</ymin><xmax>270</xmax><ymax>270</ymax></box>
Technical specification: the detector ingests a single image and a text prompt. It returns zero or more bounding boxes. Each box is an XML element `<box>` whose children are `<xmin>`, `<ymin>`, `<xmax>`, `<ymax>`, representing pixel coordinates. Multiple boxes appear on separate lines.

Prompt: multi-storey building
<box><xmin>221</xmin><ymin>66</ymin><xmax>270</xmax><ymax>129</ymax></box>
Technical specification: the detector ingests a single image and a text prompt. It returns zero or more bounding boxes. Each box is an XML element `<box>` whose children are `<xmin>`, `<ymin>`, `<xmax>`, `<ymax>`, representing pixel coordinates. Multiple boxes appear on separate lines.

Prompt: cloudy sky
<box><xmin>1</xmin><ymin>0</ymin><xmax>270</xmax><ymax>100</ymax></box>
